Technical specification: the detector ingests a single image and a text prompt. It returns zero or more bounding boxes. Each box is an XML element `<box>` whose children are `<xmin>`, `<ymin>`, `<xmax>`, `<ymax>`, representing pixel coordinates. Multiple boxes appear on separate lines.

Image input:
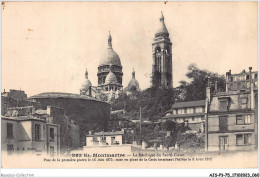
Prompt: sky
<box><xmin>1</xmin><ymin>1</ymin><xmax>258</xmax><ymax>97</ymax></box>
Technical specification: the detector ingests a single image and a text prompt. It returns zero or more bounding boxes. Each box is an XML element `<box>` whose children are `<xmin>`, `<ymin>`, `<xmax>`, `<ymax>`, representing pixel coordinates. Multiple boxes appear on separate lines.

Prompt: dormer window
<box><xmin>218</xmin><ymin>98</ymin><xmax>229</xmax><ymax>111</ymax></box>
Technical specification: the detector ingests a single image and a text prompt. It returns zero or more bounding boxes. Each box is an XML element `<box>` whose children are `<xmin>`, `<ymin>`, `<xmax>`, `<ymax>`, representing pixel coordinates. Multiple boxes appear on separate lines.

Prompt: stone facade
<box><xmin>205</xmin><ymin>68</ymin><xmax>258</xmax><ymax>151</ymax></box>
<box><xmin>152</xmin><ymin>12</ymin><xmax>173</xmax><ymax>88</ymax></box>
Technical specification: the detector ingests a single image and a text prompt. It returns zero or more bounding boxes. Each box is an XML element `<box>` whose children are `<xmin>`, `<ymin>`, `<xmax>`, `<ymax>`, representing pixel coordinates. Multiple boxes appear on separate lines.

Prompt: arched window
<box><xmin>155</xmin><ymin>46</ymin><xmax>161</xmax><ymax>53</ymax></box>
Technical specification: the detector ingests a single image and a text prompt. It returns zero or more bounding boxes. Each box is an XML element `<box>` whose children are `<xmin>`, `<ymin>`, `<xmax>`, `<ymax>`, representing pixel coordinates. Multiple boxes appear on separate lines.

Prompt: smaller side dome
<box><xmin>105</xmin><ymin>64</ymin><xmax>118</xmax><ymax>85</ymax></box>
<box><xmin>127</xmin><ymin>68</ymin><xmax>140</xmax><ymax>90</ymax></box>
<box><xmin>80</xmin><ymin>68</ymin><xmax>92</xmax><ymax>90</ymax></box>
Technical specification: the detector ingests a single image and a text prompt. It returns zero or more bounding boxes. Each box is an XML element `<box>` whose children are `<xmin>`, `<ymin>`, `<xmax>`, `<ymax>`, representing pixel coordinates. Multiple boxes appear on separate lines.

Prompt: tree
<box><xmin>161</xmin><ymin>120</ymin><xmax>176</xmax><ymax>131</ymax></box>
<box><xmin>179</xmin><ymin>64</ymin><xmax>226</xmax><ymax>101</ymax></box>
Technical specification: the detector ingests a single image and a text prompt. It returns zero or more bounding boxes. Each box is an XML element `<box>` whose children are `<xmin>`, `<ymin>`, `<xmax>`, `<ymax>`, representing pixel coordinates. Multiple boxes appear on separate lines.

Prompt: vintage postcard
<box><xmin>1</xmin><ymin>1</ymin><xmax>259</xmax><ymax>172</ymax></box>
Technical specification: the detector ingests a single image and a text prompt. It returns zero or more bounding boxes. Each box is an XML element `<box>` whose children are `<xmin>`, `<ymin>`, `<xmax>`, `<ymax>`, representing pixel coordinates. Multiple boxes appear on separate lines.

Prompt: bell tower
<box><xmin>151</xmin><ymin>12</ymin><xmax>172</xmax><ymax>88</ymax></box>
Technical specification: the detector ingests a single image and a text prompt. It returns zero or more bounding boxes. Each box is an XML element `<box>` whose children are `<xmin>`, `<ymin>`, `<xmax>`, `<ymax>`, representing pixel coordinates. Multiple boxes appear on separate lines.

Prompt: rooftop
<box><xmin>171</xmin><ymin>100</ymin><xmax>205</xmax><ymax>109</ymax></box>
<box><xmin>1</xmin><ymin>115</ymin><xmax>46</xmax><ymax>122</ymax></box>
<box><xmin>28</xmin><ymin>92</ymin><xmax>101</xmax><ymax>102</ymax></box>
<box><xmin>88</xmin><ymin>130</ymin><xmax>125</xmax><ymax>136</ymax></box>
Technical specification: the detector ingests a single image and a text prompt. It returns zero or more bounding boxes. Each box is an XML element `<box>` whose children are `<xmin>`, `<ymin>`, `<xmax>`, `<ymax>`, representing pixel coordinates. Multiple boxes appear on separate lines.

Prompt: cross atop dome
<box><xmin>85</xmin><ymin>68</ymin><xmax>88</xmax><ymax>79</ymax></box>
<box><xmin>132</xmin><ymin>68</ymin><xmax>135</xmax><ymax>79</ymax></box>
<box><xmin>108</xmin><ymin>31</ymin><xmax>112</xmax><ymax>48</ymax></box>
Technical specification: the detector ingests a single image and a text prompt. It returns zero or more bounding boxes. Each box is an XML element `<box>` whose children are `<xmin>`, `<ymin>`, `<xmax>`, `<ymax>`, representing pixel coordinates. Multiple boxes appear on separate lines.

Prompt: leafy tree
<box><xmin>179</xmin><ymin>64</ymin><xmax>226</xmax><ymax>101</ymax></box>
<box><xmin>161</xmin><ymin>120</ymin><xmax>177</xmax><ymax>131</ymax></box>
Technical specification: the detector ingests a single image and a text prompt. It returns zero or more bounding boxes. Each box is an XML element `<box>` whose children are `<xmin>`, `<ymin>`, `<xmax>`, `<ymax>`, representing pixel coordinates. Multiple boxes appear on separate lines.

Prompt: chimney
<box><xmin>249</xmin><ymin>67</ymin><xmax>253</xmax><ymax>109</ymax></box>
<box><xmin>31</xmin><ymin>106</ymin><xmax>35</xmax><ymax>115</ymax></box>
<box><xmin>226</xmin><ymin>70</ymin><xmax>231</xmax><ymax>92</ymax></box>
<box><xmin>207</xmin><ymin>77</ymin><xmax>211</xmax><ymax>87</ymax></box>
<box><xmin>89</xmin><ymin>86</ymin><xmax>92</xmax><ymax>97</ymax></box>
<box><xmin>215</xmin><ymin>81</ymin><xmax>218</xmax><ymax>92</ymax></box>
<box><xmin>206</xmin><ymin>77</ymin><xmax>211</xmax><ymax>102</ymax></box>
<box><xmin>47</xmin><ymin>106</ymin><xmax>51</xmax><ymax>116</ymax></box>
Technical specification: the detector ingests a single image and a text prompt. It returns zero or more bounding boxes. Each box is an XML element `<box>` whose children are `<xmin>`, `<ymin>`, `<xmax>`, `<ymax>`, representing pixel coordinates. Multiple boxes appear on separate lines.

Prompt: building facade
<box><xmin>151</xmin><ymin>12</ymin><xmax>173</xmax><ymax>88</ymax></box>
<box><xmin>205</xmin><ymin>68</ymin><xmax>258</xmax><ymax>151</ymax></box>
<box><xmin>1</xmin><ymin>106</ymin><xmax>60</xmax><ymax>156</ymax></box>
<box><xmin>161</xmin><ymin>100</ymin><xmax>205</xmax><ymax>132</ymax></box>
<box><xmin>86</xmin><ymin>130</ymin><xmax>125</xmax><ymax>147</ymax></box>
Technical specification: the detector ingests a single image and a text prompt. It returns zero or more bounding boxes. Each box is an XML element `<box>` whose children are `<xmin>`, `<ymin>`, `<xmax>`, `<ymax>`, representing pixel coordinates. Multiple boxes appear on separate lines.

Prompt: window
<box><xmin>237</xmin><ymin>82</ymin><xmax>241</xmax><ymax>89</ymax></box>
<box><xmin>187</xmin><ymin>108</ymin><xmax>194</xmax><ymax>114</ymax></box>
<box><xmin>236</xmin><ymin>115</ymin><xmax>251</xmax><ymax>125</ymax></box>
<box><xmin>101</xmin><ymin>136</ymin><xmax>106</xmax><ymax>142</ymax></box>
<box><xmin>192</xmin><ymin>117</ymin><xmax>195</xmax><ymax>121</ymax></box>
<box><xmin>111</xmin><ymin>137</ymin><xmax>115</xmax><ymax>145</ymax></box>
<box><xmin>246</xmin><ymin>75</ymin><xmax>250</xmax><ymax>80</ymax></box>
<box><xmin>230</xmin><ymin>77</ymin><xmax>233</xmax><ymax>82</ymax></box>
<box><xmin>195</xmin><ymin>107</ymin><xmax>203</xmax><ymax>113</ymax></box>
<box><xmin>254</xmin><ymin>73</ymin><xmax>257</xmax><ymax>79</ymax></box>
<box><xmin>7</xmin><ymin>123</ymin><xmax>14</xmax><ymax>139</ymax></box>
<box><xmin>50</xmin><ymin>128</ymin><xmax>54</xmax><ymax>141</ymax></box>
<box><xmin>236</xmin><ymin>134</ymin><xmax>243</xmax><ymax>145</ymax></box>
<box><xmin>230</xmin><ymin>83</ymin><xmax>234</xmax><ymax>90</ymax></box>
<box><xmin>219</xmin><ymin>116</ymin><xmax>228</xmax><ymax>132</ymax></box>
<box><xmin>236</xmin><ymin>134</ymin><xmax>251</xmax><ymax>145</ymax></box>
<box><xmin>245</xmin><ymin>115</ymin><xmax>251</xmax><ymax>124</ymax></box>
<box><xmin>244</xmin><ymin>134</ymin><xmax>251</xmax><ymax>145</ymax></box>
<box><xmin>219</xmin><ymin>100</ymin><xmax>228</xmax><ymax>111</ymax></box>
<box><xmin>35</xmin><ymin>124</ymin><xmax>41</xmax><ymax>140</ymax></box>
<box><xmin>236</xmin><ymin>115</ymin><xmax>244</xmax><ymax>125</ymax></box>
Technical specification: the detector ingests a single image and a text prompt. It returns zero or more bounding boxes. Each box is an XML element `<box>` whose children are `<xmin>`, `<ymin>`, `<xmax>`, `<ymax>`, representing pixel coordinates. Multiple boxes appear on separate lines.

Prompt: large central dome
<box><xmin>99</xmin><ymin>48</ymin><xmax>121</xmax><ymax>66</ymax></box>
<box><xmin>99</xmin><ymin>32</ymin><xmax>122</xmax><ymax>67</ymax></box>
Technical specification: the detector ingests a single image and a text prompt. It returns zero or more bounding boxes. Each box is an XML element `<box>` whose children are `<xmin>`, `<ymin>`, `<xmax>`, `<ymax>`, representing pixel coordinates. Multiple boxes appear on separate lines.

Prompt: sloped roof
<box><xmin>171</xmin><ymin>100</ymin><xmax>205</xmax><ymax>109</ymax></box>
<box><xmin>88</xmin><ymin>130</ymin><xmax>125</xmax><ymax>136</ymax></box>
<box><xmin>2</xmin><ymin>115</ymin><xmax>46</xmax><ymax>122</ymax></box>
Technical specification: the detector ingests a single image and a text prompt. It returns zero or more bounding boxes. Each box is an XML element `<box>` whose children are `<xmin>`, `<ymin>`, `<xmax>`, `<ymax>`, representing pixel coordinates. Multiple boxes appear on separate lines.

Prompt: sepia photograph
<box><xmin>0</xmin><ymin>1</ymin><xmax>259</xmax><ymax>176</ymax></box>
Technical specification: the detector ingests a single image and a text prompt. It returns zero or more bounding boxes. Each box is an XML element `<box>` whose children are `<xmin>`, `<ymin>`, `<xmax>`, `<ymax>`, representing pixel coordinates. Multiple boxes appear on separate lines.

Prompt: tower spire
<box><xmin>108</xmin><ymin>31</ymin><xmax>112</xmax><ymax>48</ymax></box>
<box><xmin>160</xmin><ymin>11</ymin><xmax>164</xmax><ymax>22</ymax></box>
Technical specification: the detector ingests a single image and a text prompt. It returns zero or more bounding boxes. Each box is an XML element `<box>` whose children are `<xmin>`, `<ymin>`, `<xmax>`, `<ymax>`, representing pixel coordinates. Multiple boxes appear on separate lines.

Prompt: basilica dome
<box><xmin>99</xmin><ymin>48</ymin><xmax>121</xmax><ymax>66</ymax></box>
<box><xmin>99</xmin><ymin>32</ymin><xmax>122</xmax><ymax>67</ymax></box>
